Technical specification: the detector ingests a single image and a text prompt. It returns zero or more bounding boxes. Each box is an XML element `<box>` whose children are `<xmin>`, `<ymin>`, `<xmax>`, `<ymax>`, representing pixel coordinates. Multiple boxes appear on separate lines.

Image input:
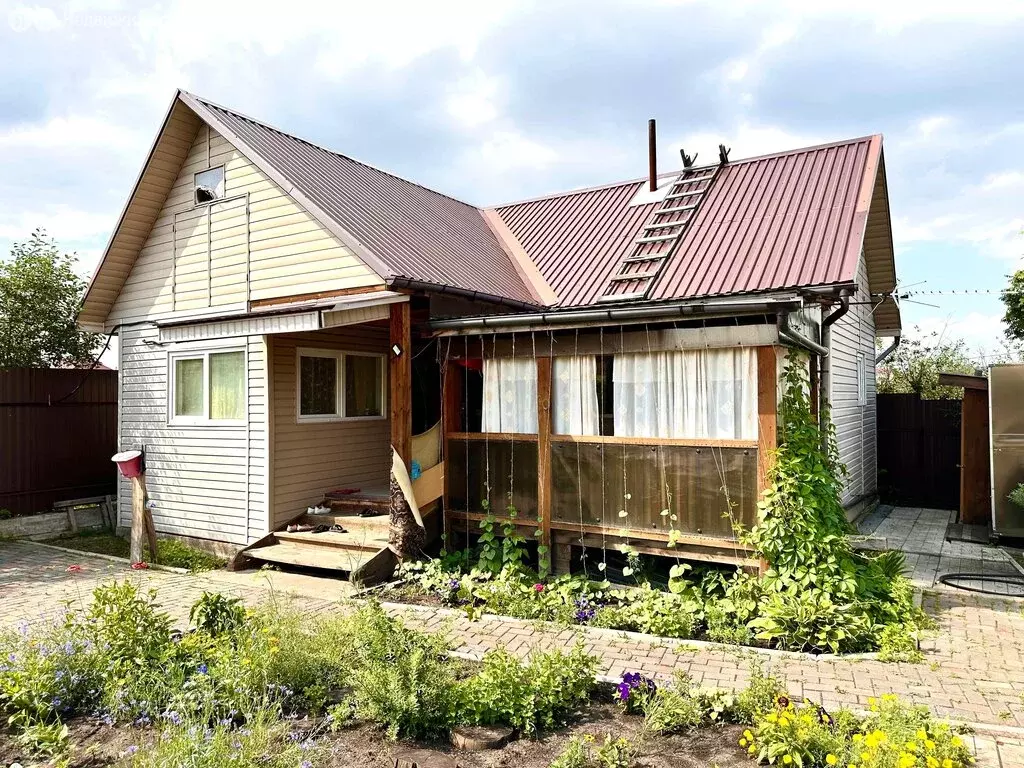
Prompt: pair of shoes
<box><xmin>307</xmin><ymin>505</ymin><xmax>331</xmax><ymax>515</ymax></box>
<box><xmin>357</xmin><ymin>508</ymin><xmax>378</xmax><ymax>518</ymax></box>
<box><xmin>329</xmin><ymin>524</ymin><xmax>346</xmax><ymax>533</ymax></box>
<box><xmin>286</xmin><ymin>523</ymin><xmax>315</xmax><ymax>533</ymax></box>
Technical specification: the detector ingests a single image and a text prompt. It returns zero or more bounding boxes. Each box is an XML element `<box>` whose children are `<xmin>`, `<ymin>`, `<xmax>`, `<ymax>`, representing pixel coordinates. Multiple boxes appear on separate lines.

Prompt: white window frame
<box><xmin>296</xmin><ymin>347</ymin><xmax>387</xmax><ymax>424</ymax></box>
<box><xmin>167</xmin><ymin>346</ymin><xmax>247</xmax><ymax>427</ymax></box>
<box><xmin>194</xmin><ymin>164</ymin><xmax>226</xmax><ymax>206</ymax></box>
<box><xmin>857</xmin><ymin>351</ymin><xmax>867</xmax><ymax>406</ymax></box>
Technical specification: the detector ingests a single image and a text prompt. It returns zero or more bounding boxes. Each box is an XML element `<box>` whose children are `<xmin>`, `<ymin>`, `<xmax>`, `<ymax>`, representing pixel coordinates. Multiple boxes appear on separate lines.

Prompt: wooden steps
<box><xmin>275</xmin><ymin>528</ymin><xmax>390</xmax><ymax>551</ymax></box>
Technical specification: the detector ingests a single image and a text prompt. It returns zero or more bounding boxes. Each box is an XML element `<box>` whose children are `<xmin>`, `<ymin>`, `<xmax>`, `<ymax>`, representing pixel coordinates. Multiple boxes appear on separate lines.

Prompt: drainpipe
<box><xmin>819</xmin><ymin>288</ymin><xmax>852</xmax><ymax>432</ymax></box>
<box><xmin>779</xmin><ymin>312</ymin><xmax>829</xmax><ymax>356</ymax></box>
<box><xmin>875</xmin><ymin>334</ymin><xmax>901</xmax><ymax>365</ymax></box>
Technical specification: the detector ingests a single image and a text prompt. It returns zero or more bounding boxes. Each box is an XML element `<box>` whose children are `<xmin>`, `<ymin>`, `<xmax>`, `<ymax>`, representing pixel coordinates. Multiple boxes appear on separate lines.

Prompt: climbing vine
<box><xmin>745</xmin><ymin>354</ymin><xmax>859</xmax><ymax>598</ymax></box>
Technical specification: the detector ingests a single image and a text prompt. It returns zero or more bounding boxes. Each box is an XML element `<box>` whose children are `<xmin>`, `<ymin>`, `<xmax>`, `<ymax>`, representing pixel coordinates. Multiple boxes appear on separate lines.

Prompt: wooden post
<box><xmin>390</xmin><ymin>302</ymin><xmax>412</xmax><ymax>469</ymax></box>
<box><xmin>960</xmin><ymin>387</ymin><xmax>991</xmax><ymax>525</ymax></box>
<box><xmin>536</xmin><ymin>357</ymin><xmax>553</xmax><ymax>557</ymax></box>
<box><xmin>441</xmin><ymin>360</ymin><xmax>462</xmax><ymax>546</ymax></box>
<box><xmin>756</xmin><ymin>346</ymin><xmax>778</xmax><ymax>577</ymax></box>
<box><xmin>129</xmin><ymin>474</ymin><xmax>150</xmax><ymax>564</ymax></box>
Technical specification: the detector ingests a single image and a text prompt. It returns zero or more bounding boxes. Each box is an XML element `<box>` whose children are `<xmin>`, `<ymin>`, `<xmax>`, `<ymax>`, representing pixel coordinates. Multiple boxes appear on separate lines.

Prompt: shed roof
<box><xmin>82</xmin><ymin>91</ymin><xmax>900</xmax><ymax>334</ymax></box>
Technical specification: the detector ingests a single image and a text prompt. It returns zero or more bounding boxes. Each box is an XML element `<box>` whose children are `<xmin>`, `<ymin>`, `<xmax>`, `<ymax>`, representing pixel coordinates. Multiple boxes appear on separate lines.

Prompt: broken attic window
<box><xmin>194</xmin><ymin>166</ymin><xmax>225</xmax><ymax>204</ymax></box>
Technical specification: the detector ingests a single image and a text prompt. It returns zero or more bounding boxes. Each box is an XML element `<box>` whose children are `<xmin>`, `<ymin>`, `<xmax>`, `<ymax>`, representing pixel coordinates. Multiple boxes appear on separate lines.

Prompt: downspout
<box><xmin>875</xmin><ymin>334</ymin><xmax>901</xmax><ymax>365</ymax></box>
<box><xmin>819</xmin><ymin>288</ymin><xmax>852</xmax><ymax>432</ymax></box>
<box><xmin>779</xmin><ymin>312</ymin><xmax>829</xmax><ymax>356</ymax></box>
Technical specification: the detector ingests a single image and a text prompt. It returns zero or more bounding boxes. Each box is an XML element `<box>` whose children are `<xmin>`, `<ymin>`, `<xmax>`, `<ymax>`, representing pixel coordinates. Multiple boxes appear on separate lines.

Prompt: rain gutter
<box><xmin>875</xmin><ymin>334</ymin><xmax>901</xmax><ymax>365</ymax></box>
<box><xmin>388</xmin><ymin>277</ymin><xmax>541</xmax><ymax>312</ymax></box>
<box><xmin>428</xmin><ymin>294</ymin><xmax>804</xmax><ymax>335</ymax></box>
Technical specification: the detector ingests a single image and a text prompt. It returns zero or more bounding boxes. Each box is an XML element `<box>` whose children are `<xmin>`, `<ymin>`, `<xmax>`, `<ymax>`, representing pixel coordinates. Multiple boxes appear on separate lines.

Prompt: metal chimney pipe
<box><xmin>648</xmin><ymin>119</ymin><xmax>657</xmax><ymax>191</ymax></box>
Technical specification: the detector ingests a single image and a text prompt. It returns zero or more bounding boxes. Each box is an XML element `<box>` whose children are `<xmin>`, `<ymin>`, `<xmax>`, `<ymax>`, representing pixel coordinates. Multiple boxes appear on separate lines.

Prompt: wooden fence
<box><xmin>0</xmin><ymin>368</ymin><xmax>118</xmax><ymax>516</ymax></box>
<box><xmin>876</xmin><ymin>393</ymin><xmax>961</xmax><ymax>510</ymax></box>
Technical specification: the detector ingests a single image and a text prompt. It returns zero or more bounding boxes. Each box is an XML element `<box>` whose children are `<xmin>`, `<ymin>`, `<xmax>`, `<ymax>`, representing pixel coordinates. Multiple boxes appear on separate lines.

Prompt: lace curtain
<box><xmin>552</xmin><ymin>355</ymin><xmax>599</xmax><ymax>435</ymax></box>
<box><xmin>612</xmin><ymin>348</ymin><xmax>757</xmax><ymax>439</ymax></box>
<box><xmin>482</xmin><ymin>357</ymin><xmax>538</xmax><ymax>433</ymax></box>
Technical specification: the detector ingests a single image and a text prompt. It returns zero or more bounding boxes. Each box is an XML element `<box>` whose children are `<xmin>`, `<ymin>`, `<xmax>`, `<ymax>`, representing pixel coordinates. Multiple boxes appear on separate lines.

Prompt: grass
<box><xmin>46</xmin><ymin>531</ymin><xmax>225</xmax><ymax>571</ymax></box>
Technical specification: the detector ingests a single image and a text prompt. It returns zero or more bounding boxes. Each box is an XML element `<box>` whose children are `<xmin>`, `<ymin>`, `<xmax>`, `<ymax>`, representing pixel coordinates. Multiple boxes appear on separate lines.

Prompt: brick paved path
<box><xmin>3</xmin><ymin>541</ymin><xmax>1024</xmax><ymax>766</ymax></box>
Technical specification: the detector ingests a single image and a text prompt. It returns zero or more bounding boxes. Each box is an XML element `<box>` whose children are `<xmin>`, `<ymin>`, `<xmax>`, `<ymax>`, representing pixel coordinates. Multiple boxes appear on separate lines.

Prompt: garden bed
<box><xmin>42</xmin><ymin>531</ymin><xmax>226</xmax><ymax>571</ymax></box>
<box><xmin>0</xmin><ymin>706</ymin><xmax>752</xmax><ymax>768</ymax></box>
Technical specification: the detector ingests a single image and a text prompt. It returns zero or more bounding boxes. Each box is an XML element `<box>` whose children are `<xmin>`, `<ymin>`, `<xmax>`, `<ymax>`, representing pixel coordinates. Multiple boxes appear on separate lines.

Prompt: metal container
<box><xmin>989</xmin><ymin>364</ymin><xmax>1024</xmax><ymax>538</ymax></box>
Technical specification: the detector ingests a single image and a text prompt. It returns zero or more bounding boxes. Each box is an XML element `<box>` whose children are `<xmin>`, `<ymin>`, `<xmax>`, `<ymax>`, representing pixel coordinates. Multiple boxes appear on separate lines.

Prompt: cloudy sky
<box><xmin>1</xmin><ymin>0</ymin><xmax>1023</xmax><ymax>365</ymax></box>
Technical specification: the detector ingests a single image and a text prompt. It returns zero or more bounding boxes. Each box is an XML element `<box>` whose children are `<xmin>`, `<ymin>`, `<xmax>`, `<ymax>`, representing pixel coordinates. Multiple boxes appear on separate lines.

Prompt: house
<box><xmin>79</xmin><ymin>90</ymin><xmax>900</xmax><ymax>578</ymax></box>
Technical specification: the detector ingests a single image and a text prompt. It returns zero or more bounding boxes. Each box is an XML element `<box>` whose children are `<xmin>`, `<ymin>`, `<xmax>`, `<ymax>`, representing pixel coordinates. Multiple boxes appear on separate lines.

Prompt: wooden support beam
<box><xmin>536</xmin><ymin>357</ymin><xmax>553</xmax><ymax>555</ymax></box>
<box><xmin>441</xmin><ymin>358</ymin><xmax>461</xmax><ymax>547</ymax></box>
<box><xmin>390</xmin><ymin>302</ymin><xmax>412</xmax><ymax>469</ymax></box>
<box><xmin>756</xmin><ymin>346</ymin><xmax>778</xmax><ymax>577</ymax></box>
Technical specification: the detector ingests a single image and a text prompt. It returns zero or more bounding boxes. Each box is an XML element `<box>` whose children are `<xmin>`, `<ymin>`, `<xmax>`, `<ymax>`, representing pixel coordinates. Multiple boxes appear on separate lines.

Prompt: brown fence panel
<box><xmin>876</xmin><ymin>393</ymin><xmax>961</xmax><ymax>509</ymax></box>
<box><xmin>0</xmin><ymin>368</ymin><xmax>118</xmax><ymax>516</ymax></box>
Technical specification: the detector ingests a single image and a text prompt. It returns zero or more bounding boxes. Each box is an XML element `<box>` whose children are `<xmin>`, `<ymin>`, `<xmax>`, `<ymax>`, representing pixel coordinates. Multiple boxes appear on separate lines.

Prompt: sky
<box><xmin>1</xmin><ymin>0</ymin><xmax>1023</xmax><ymax>368</ymax></box>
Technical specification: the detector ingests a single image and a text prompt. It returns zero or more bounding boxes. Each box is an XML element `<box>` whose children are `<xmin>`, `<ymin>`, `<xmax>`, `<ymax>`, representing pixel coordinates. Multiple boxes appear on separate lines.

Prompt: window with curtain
<box><xmin>297</xmin><ymin>348</ymin><xmax>385</xmax><ymax>422</ymax></box>
<box><xmin>170</xmin><ymin>349</ymin><xmax>245</xmax><ymax>424</ymax></box>
<box><xmin>552</xmin><ymin>355</ymin><xmax>599</xmax><ymax>435</ymax></box>
<box><xmin>482</xmin><ymin>357</ymin><xmax>537</xmax><ymax>433</ymax></box>
<box><xmin>613</xmin><ymin>348</ymin><xmax>757</xmax><ymax>439</ymax></box>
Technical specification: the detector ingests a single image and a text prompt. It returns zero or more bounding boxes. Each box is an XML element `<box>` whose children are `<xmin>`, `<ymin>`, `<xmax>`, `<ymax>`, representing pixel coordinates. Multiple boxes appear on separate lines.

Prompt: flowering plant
<box><xmin>615</xmin><ymin>671</ymin><xmax>656</xmax><ymax>714</ymax></box>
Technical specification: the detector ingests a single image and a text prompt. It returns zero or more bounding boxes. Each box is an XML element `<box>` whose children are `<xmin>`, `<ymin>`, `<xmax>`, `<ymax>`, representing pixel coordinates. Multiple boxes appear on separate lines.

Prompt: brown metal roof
<box><xmin>186</xmin><ymin>94</ymin><xmax>541</xmax><ymax>307</ymax></box>
<box><xmin>491</xmin><ymin>135</ymin><xmax>887</xmax><ymax>309</ymax></box>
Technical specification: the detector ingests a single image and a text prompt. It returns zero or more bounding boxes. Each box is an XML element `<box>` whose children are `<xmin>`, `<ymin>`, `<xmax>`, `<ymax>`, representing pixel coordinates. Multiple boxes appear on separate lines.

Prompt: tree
<box><xmin>0</xmin><ymin>229</ymin><xmax>103</xmax><ymax>369</ymax></box>
<box><xmin>876</xmin><ymin>328</ymin><xmax>975</xmax><ymax>399</ymax></box>
<box><xmin>1001</xmin><ymin>268</ymin><xmax>1024</xmax><ymax>343</ymax></box>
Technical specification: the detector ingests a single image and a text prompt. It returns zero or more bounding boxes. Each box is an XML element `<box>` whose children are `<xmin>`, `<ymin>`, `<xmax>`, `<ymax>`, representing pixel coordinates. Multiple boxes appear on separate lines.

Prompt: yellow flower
<box><xmin>748</xmin><ymin>745</ymin><xmax>756</xmax><ymax>755</ymax></box>
<box><xmin>925</xmin><ymin>740</ymin><xmax>935</xmax><ymax>751</ymax></box>
<box><xmin>906</xmin><ymin>741</ymin><xmax>918</xmax><ymax>751</ymax></box>
<box><xmin>853</xmin><ymin>734</ymin><xmax>863</xmax><ymax>742</ymax></box>
<box><xmin>917</xmin><ymin>730</ymin><xmax>928</xmax><ymax>740</ymax></box>
<box><xmin>951</xmin><ymin>737</ymin><xmax>962</xmax><ymax>748</ymax></box>
<box><xmin>942</xmin><ymin>761</ymin><xmax>953</xmax><ymax>768</ymax></box>
<box><xmin>826</xmin><ymin>756</ymin><xmax>838</xmax><ymax>766</ymax></box>
<box><xmin>898</xmin><ymin>753</ymin><xmax>916</xmax><ymax>768</ymax></box>
<box><xmin>783</xmin><ymin>756</ymin><xmax>793</xmax><ymax>765</ymax></box>
<box><xmin>927</xmin><ymin>757</ymin><xmax>939</xmax><ymax>768</ymax></box>
<box><xmin>744</xmin><ymin>730</ymin><xmax>753</xmax><ymax>740</ymax></box>
<box><xmin>739</xmin><ymin>738</ymin><xmax>747</xmax><ymax>747</ymax></box>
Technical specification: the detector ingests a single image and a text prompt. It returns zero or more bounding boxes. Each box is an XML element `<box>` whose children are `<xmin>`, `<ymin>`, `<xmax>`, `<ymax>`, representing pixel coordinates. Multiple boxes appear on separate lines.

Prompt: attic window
<box><xmin>194</xmin><ymin>166</ymin><xmax>225</xmax><ymax>204</ymax></box>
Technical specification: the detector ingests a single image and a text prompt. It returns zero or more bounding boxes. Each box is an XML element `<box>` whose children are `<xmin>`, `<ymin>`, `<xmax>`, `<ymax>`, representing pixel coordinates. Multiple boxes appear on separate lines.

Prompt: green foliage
<box><xmin>733</xmin><ymin>659</ymin><xmax>787</xmax><ymax>725</ymax></box>
<box><xmin>1009</xmin><ymin>483</ymin><xmax>1024</xmax><ymax>509</ymax></box>
<box><xmin>189</xmin><ymin>592</ymin><xmax>247</xmax><ymax>637</ymax></box>
<box><xmin>877</xmin><ymin>623</ymin><xmax>924</xmax><ymax>664</ymax></box>
<box><xmin>592</xmin><ymin>585</ymin><xmax>700</xmax><ymax>639</ymax></box>
<box><xmin>876</xmin><ymin>330</ymin><xmax>976</xmax><ymax>399</ymax></box>
<box><xmin>749</xmin><ymin>592</ymin><xmax>871</xmax><ymax>654</ymax></box>
<box><xmin>48</xmin><ymin>532</ymin><xmax>225</xmax><ymax>571</ymax></box>
<box><xmin>128</xmin><ymin>710</ymin><xmax>327</xmax><ymax>768</ymax></box>
<box><xmin>346</xmin><ymin>600</ymin><xmax>457</xmax><ymax>739</ymax></box>
<box><xmin>0</xmin><ymin>229</ymin><xmax>103</xmax><ymax>369</ymax></box>
<box><xmin>458</xmin><ymin>644</ymin><xmax>596</xmax><ymax>734</ymax></box>
<box><xmin>595</xmin><ymin>734</ymin><xmax>637</xmax><ymax>768</ymax></box>
<box><xmin>87</xmin><ymin>581</ymin><xmax>174</xmax><ymax>669</ymax></box>
<box><xmin>640</xmin><ymin>673</ymin><xmax>703</xmax><ymax>735</ymax></box>
<box><xmin>550</xmin><ymin>735</ymin><xmax>595</xmax><ymax>768</ymax></box>
<box><xmin>477</xmin><ymin>499</ymin><xmax>530</xmax><ymax>574</ymax></box>
<box><xmin>1002</xmin><ymin>269</ymin><xmax>1024</xmax><ymax>344</ymax></box>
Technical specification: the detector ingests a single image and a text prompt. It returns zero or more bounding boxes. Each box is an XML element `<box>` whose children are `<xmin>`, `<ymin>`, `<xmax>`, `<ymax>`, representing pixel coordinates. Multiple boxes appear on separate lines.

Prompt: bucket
<box><xmin>112</xmin><ymin>450</ymin><xmax>143</xmax><ymax>479</ymax></box>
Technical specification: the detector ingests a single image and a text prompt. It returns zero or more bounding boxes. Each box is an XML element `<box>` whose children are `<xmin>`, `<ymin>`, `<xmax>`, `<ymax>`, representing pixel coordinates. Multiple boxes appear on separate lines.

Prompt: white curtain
<box><xmin>613</xmin><ymin>348</ymin><xmax>757</xmax><ymax>439</ymax></box>
<box><xmin>553</xmin><ymin>356</ymin><xmax>599</xmax><ymax>435</ymax></box>
<box><xmin>482</xmin><ymin>358</ymin><xmax>537</xmax><ymax>433</ymax></box>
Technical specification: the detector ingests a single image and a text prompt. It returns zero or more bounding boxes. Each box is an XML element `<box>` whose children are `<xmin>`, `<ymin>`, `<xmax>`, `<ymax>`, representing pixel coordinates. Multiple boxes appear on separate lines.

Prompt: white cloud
<box><xmin>445</xmin><ymin>72</ymin><xmax>501</xmax><ymax>129</ymax></box>
<box><xmin>0</xmin><ymin>115</ymin><xmax>144</xmax><ymax>152</ymax></box>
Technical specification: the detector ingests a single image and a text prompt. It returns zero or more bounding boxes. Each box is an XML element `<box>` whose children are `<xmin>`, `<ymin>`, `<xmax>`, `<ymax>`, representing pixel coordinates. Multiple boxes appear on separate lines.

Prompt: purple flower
<box><xmin>302</xmin><ymin>762</ymin><xmax>313</xmax><ymax>768</ymax></box>
<box><xmin>574</xmin><ymin>607</ymin><xmax>596</xmax><ymax>623</ymax></box>
<box><xmin>197</xmin><ymin>663</ymin><xmax>208</xmax><ymax>675</ymax></box>
<box><xmin>125</xmin><ymin>745</ymin><xmax>139</xmax><ymax>756</ymax></box>
<box><xmin>163</xmin><ymin>710</ymin><xmax>183</xmax><ymax>725</ymax></box>
<box><xmin>448</xmin><ymin>579</ymin><xmax>460</xmax><ymax>591</ymax></box>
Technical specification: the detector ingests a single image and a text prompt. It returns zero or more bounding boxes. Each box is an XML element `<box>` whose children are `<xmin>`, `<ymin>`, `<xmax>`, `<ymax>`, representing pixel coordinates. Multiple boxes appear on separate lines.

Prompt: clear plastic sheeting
<box><xmin>550</xmin><ymin>440</ymin><xmax>756</xmax><ymax>538</ymax></box>
<box><xmin>446</xmin><ymin>438</ymin><xmax>539</xmax><ymax>517</ymax></box>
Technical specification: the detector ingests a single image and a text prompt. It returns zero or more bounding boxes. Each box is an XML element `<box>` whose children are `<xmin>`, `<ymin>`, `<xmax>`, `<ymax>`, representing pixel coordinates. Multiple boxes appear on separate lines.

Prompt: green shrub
<box><xmin>190</xmin><ymin>592</ymin><xmax>247</xmax><ymax>637</ymax></box>
<box><xmin>641</xmin><ymin>673</ymin><xmax>703</xmax><ymax>735</ymax></box>
<box><xmin>1009</xmin><ymin>482</ymin><xmax>1024</xmax><ymax>509</ymax></box>
<box><xmin>346</xmin><ymin>601</ymin><xmax>457</xmax><ymax>739</ymax></box>
<box><xmin>595</xmin><ymin>734</ymin><xmax>636</xmax><ymax>768</ymax></box>
<box><xmin>877</xmin><ymin>622</ymin><xmax>924</xmax><ymax>663</ymax></box>
<box><xmin>748</xmin><ymin>591</ymin><xmax>872</xmax><ymax>654</ymax></box>
<box><xmin>733</xmin><ymin>659</ymin><xmax>786</xmax><ymax>725</ymax></box>
<box><xmin>152</xmin><ymin>538</ymin><xmax>226</xmax><ymax>571</ymax></box>
<box><xmin>458</xmin><ymin>644</ymin><xmax>597</xmax><ymax>734</ymax></box>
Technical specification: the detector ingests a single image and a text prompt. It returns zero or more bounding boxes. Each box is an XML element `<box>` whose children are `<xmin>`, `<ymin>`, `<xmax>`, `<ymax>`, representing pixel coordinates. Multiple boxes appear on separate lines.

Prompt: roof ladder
<box><xmin>597</xmin><ymin>160</ymin><xmax>725</xmax><ymax>302</ymax></box>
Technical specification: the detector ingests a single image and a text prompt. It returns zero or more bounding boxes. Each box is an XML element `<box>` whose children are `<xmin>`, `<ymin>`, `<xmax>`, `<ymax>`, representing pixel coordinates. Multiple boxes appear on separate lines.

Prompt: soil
<box><xmin>0</xmin><ymin>705</ymin><xmax>751</xmax><ymax>768</ymax></box>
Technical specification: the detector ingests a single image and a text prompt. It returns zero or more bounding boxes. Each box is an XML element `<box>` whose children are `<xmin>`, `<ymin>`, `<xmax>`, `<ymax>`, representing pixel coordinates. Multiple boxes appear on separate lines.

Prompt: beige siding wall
<box><xmin>830</xmin><ymin>252</ymin><xmax>878</xmax><ymax>505</ymax></box>
<box><xmin>107</xmin><ymin>124</ymin><xmax>381</xmax><ymax>326</ymax></box>
<box><xmin>270</xmin><ymin>326</ymin><xmax>392</xmax><ymax>527</ymax></box>
<box><xmin>117</xmin><ymin>325</ymin><xmax>269</xmax><ymax>545</ymax></box>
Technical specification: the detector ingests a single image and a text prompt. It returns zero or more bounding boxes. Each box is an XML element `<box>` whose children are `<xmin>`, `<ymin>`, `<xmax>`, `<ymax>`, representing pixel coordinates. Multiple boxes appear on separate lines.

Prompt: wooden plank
<box><xmin>447</xmin><ymin>432</ymin><xmax>539</xmax><ymax>442</ymax></box>
<box><xmin>756</xmin><ymin>346</ymin><xmax>778</xmax><ymax>495</ymax></box>
<box><xmin>960</xmin><ymin>388</ymin><xmax>991</xmax><ymax>525</ymax></box>
<box><xmin>130</xmin><ymin>474</ymin><xmax>146</xmax><ymax>564</ymax></box>
<box><xmin>390</xmin><ymin>302</ymin><xmax>412</xmax><ymax>468</ymax></box>
<box><xmin>938</xmin><ymin>372</ymin><xmax>988</xmax><ymax>391</ymax></box>
<box><xmin>550</xmin><ymin>434</ymin><xmax>758</xmax><ymax>448</ymax></box>
<box><xmin>413</xmin><ymin>461</ymin><xmax>445</xmax><ymax>508</ymax></box>
<box><xmin>536</xmin><ymin>357</ymin><xmax>552</xmax><ymax>554</ymax></box>
<box><xmin>249</xmin><ymin>284</ymin><xmax>388</xmax><ymax>309</ymax></box>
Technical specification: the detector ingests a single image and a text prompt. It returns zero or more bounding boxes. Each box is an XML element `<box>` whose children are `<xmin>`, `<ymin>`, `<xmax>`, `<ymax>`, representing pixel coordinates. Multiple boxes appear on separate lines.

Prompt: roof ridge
<box><xmin>489</xmin><ymin>134</ymin><xmax>881</xmax><ymax>210</ymax></box>
<box><xmin>181</xmin><ymin>90</ymin><xmax>485</xmax><ymax>213</ymax></box>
